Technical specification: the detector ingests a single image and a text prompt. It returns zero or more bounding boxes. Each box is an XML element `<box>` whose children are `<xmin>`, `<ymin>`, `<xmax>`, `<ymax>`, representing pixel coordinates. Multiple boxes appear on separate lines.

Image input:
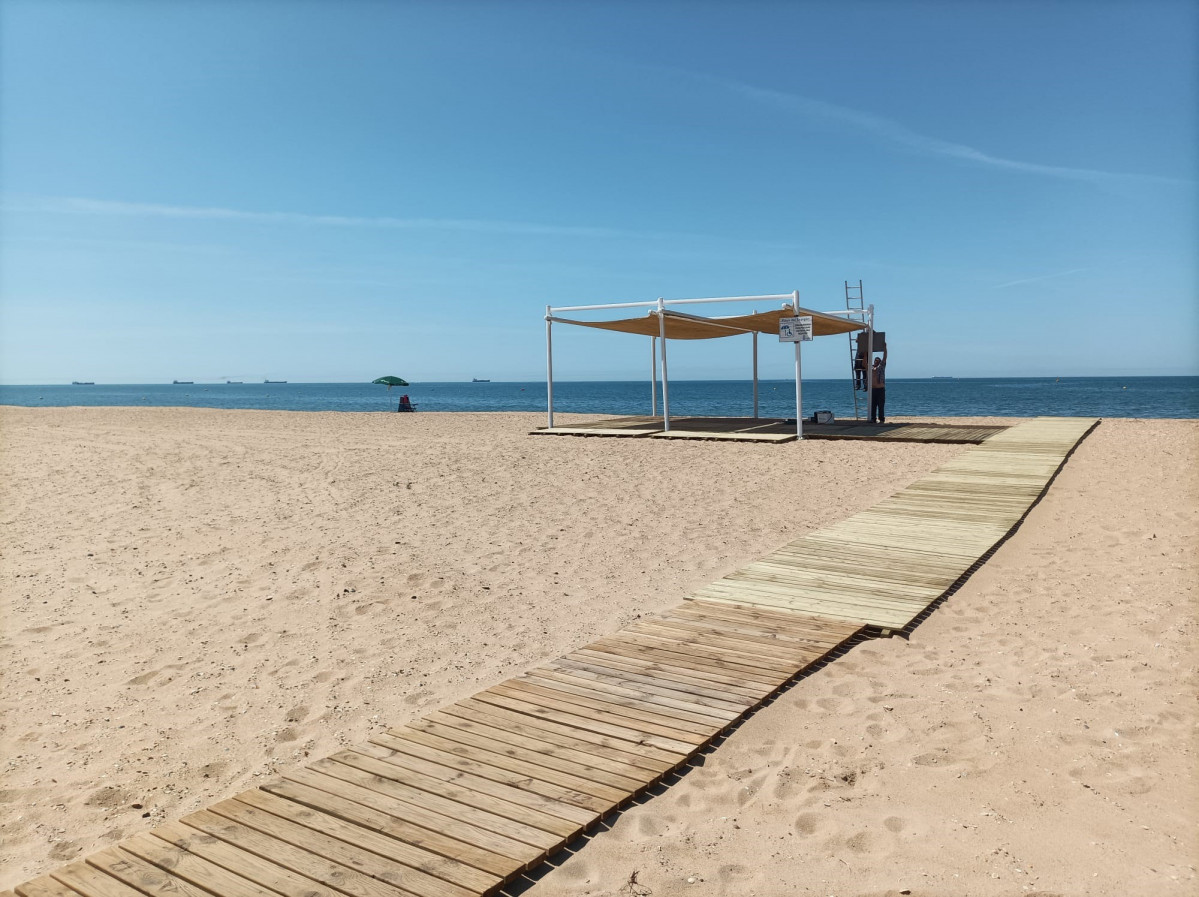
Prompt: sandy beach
<box><xmin>1</xmin><ymin>407</ymin><xmax>1195</xmax><ymax>895</ymax></box>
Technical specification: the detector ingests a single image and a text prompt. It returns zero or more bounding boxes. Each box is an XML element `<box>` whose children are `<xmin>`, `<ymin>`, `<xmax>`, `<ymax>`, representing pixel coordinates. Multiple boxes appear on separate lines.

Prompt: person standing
<box><xmin>869</xmin><ymin>348</ymin><xmax>887</xmax><ymax>424</ymax></box>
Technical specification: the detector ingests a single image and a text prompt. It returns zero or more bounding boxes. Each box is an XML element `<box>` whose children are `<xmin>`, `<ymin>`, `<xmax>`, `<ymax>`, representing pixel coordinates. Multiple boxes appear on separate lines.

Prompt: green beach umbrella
<box><xmin>373</xmin><ymin>375</ymin><xmax>412</xmax><ymax>412</ymax></box>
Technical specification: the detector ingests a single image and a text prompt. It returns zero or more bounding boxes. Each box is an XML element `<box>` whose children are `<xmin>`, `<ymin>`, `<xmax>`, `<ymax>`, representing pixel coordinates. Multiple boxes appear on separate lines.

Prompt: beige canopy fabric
<box><xmin>559</xmin><ymin>306</ymin><xmax>863</xmax><ymax>340</ymax></box>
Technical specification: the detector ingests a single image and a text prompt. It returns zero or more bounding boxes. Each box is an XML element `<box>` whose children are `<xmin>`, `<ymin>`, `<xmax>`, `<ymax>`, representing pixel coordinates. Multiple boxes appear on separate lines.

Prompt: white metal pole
<box><xmin>793</xmin><ymin>291</ymin><xmax>803</xmax><ymax>439</ymax></box>
<box><xmin>866</xmin><ymin>304</ymin><xmax>875</xmax><ymax>424</ymax></box>
<box><xmin>752</xmin><ymin>330</ymin><xmax>759</xmax><ymax>419</ymax></box>
<box><xmin>650</xmin><ymin>337</ymin><xmax>657</xmax><ymax>417</ymax></box>
<box><xmin>546</xmin><ymin>306</ymin><xmax>555</xmax><ymax>429</ymax></box>
<box><xmin>658</xmin><ymin>298</ymin><xmax>670</xmax><ymax>432</ymax></box>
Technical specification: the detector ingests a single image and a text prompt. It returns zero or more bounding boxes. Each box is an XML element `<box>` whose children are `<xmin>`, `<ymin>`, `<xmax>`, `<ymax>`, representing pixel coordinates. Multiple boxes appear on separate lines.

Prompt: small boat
<box><xmin>173</xmin><ymin>380</ymin><xmax>194</xmax><ymax>385</ymax></box>
<box><xmin>471</xmin><ymin>378</ymin><xmax>491</xmax><ymax>382</ymax></box>
<box><xmin>263</xmin><ymin>380</ymin><xmax>287</xmax><ymax>384</ymax></box>
<box><xmin>71</xmin><ymin>381</ymin><xmax>95</xmax><ymax>385</ymax></box>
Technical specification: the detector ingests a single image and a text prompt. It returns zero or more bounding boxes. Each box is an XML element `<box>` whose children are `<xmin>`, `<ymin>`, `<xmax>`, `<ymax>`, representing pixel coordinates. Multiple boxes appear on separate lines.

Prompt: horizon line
<box><xmin>2</xmin><ymin>374</ymin><xmax>1195</xmax><ymax>387</ymax></box>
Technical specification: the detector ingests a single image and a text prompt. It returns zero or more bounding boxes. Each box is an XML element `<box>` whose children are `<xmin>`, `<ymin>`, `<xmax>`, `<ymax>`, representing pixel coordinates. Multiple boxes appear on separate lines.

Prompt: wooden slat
<box><xmin>522</xmin><ymin>667</ymin><xmax>739</xmax><ymax>725</ymax></box>
<box><xmin>364</xmin><ymin>729</ymin><xmax>613</xmax><ymax>810</ymax></box>
<box><xmin>415</xmin><ymin>711</ymin><xmax>659</xmax><ymax>785</ymax></box>
<box><xmin>354</xmin><ymin>736</ymin><xmax>601</xmax><ymax>822</ymax></box>
<box><xmin>626</xmin><ymin>619</ymin><xmax>831</xmax><ymax>666</ymax></box>
<box><xmin>673</xmin><ymin>599</ymin><xmax>861</xmax><ymax>640</ymax></box>
<box><xmin>584</xmin><ymin>634</ymin><xmax>791</xmax><ymax>685</ymax></box>
<box><xmin>117</xmin><ymin>833</ymin><xmax>307</xmax><ymax>897</ymax></box>
<box><xmin>546</xmin><ymin>656</ymin><xmax>756</xmax><ymax>713</ymax></box>
<box><xmin>530</xmin><ymin>427</ymin><xmax>656</xmax><ymax>438</ymax></box>
<box><xmin>441</xmin><ymin>698</ymin><xmax>678</xmax><ymax>772</ymax></box>
<box><xmin>16</xmin><ymin>878</ymin><xmax>84</xmax><ymax>897</ymax></box>
<box><xmin>178</xmin><ymin>807</ymin><xmax>440</xmax><ymax>897</ymax></box>
<box><xmin>378</xmin><ymin>724</ymin><xmax>633</xmax><ymax>803</ymax></box>
<box><xmin>661</xmin><ymin>602</ymin><xmax>856</xmax><ymax>641</ymax></box>
<box><xmin>470</xmin><ymin>689</ymin><xmax>697</xmax><ymax>758</ymax></box>
<box><xmin>666</xmin><ymin>603</ymin><xmax>861</xmax><ymax>647</ymax></box>
<box><xmin>484</xmin><ymin>680</ymin><xmax>710</xmax><ymax>745</ymax></box>
<box><xmin>504</xmin><ymin>672</ymin><xmax>725</xmax><ymax>734</ymax></box>
<box><xmin>646</xmin><ymin>608</ymin><xmax>851</xmax><ymax>652</ymax></box>
<box><xmin>489</xmin><ymin>680</ymin><xmax>715</xmax><ymax>741</ymax></box>
<box><xmin>224</xmin><ymin>788</ymin><xmax>505</xmax><ymax>892</ymax></box>
<box><xmin>236</xmin><ymin>786</ymin><xmax>517</xmax><ymax>882</ymax></box>
<box><xmin>47</xmin><ymin>864</ymin><xmax>144</xmax><ymax>897</ymax></box>
<box><xmin>300</xmin><ymin>757</ymin><xmax>563</xmax><ymax>850</ymax></box>
<box><xmin>570</xmin><ymin>646</ymin><xmax>777</xmax><ymax>700</ymax></box>
<box><xmin>86</xmin><ymin>847</ymin><xmax>247</xmax><ymax>897</ymax></box>
<box><xmin>258</xmin><ymin>776</ymin><xmax>534</xmax><ymax>873</ymax></box>
<box><xmin>203</xmin><ymin>797</ymin><xmax>482</xmax><ymax>897</ymax></box>
<box><xmin>147</xmin><ymin>821</ymin><xmax>350</xmax><ymax>897</ymax></box>
<box><xmin>331</xmin><ymin>743</ymin><xmax>608</xmax><ymax>827</ymax></box>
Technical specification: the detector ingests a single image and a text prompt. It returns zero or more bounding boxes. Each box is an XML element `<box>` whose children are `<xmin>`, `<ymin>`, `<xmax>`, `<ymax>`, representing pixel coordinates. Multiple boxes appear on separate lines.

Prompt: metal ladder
<box><xmin>845</xmin><ymin>280</ymin><xmax>868</xmax><ymax>420</ymax></box>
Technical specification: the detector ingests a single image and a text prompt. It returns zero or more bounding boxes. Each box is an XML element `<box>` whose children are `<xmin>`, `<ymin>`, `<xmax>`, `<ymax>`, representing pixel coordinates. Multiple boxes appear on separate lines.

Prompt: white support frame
<box><xmin>543</xmin><ymin>292</ymin><xmax>860</xmax><ymax>438</ymax></box>
<box><xmin>792</xmin><ymin>290</ymin><xmax>803</xmax><ymax>439</ymax></box>
<box><xmin>752</xmin><ymin>328</ymin><xmax>759</xmax><ymax>419</ymax></box>
<box><xmin>650</xmin><ymin>337</ymin><xmax>657</xmax><ymax>416</ymax></box>
<box><xmin>657</xmin><ymin>298</ymin><xmax>670</xmax><ymax>431</ymax></box>
<box><xmin>545</xmin><ymin>304</ymin><xmax>554</xmax><ymax>428</ymax></box>
<box><xmin>866</xmin><ymin>303</ymin><xmax>875</xmax><ymax>423</ymax></box>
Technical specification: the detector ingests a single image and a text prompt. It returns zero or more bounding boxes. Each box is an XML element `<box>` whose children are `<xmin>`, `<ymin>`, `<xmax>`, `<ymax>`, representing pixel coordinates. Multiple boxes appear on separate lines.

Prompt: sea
<box><xmin>1</xmin><ymin>377</ymin><xmax>1196</xmax><ymax>419</ymax></box>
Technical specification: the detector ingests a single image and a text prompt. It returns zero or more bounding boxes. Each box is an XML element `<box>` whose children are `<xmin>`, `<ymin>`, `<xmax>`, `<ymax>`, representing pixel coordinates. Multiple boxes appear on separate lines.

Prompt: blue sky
<box><xmin>1</xmin><ymin>0</ymin><xmax>1195</xmax><ymax>384</ymax></box>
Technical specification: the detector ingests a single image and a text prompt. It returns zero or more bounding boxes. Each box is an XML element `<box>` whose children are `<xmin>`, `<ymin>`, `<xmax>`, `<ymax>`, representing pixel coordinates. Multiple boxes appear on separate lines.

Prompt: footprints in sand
<box><xmin>84</xmin><ymin>785</ymin><xmax>131</xmax><ymax>810</ymax></box>
<box><xmin>912</xmin><ymin>748</ymin><xmax>952</xmax><ymax>767</ymax></box>
<box><xmin>794</xmin><ymin>812</ymin><xmax>821</xmax><ymax>835</ymax></box>
<box><xmin>633</xmin><ymin>814</ymin><xmax>669</xmax><ymax>838</ymax></box>
<box><xmin>124</xmin><ymin>661</ymin><xmax>185</xmax><ymax>687</ymax></box>
<box><xmin>844</xmin><ymin>829</ymin><xmax>875</xmax><ymax>854</ymax></box>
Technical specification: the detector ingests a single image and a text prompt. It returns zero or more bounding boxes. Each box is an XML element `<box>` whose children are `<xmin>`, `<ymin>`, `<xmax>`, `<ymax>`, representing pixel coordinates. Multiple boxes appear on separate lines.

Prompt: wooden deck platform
<box><xmin>10</xmin><ymin>418</ymin><xmax>1098</xmax><ymax>897</ymax></box>
<box><xmin>530</xmin><ymin>416</ymin><xmax>1006</xmax><ymax>444</ymax></box>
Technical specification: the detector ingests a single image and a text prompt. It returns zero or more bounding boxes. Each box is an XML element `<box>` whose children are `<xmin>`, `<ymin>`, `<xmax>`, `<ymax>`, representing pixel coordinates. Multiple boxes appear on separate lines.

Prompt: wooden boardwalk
<box><xmin>9</xmin><ymin>417</ymin><xmax>1097</xmax><ymax>897</ymax></box>
<box><xmin>531</xmin><ymin>416</ymin><xmax>1006</xmax><ymax>444</ymax></box>
<box><xmin>9</xmin><ymin>602</ymin><xmax>861</xmax><ymax>897</ymax></box>
<box><xmin>691</xmin><ymin>416</ymin><xmax>1099</xmax><ymax>629</ymax></box>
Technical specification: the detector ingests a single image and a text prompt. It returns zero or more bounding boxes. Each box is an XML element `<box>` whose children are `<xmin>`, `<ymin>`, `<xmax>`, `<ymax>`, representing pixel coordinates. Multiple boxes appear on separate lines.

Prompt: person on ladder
<box><xmin>870</xmin><ymin>347</ymin><xmax>888</xmax><ymax>424</ymax></box>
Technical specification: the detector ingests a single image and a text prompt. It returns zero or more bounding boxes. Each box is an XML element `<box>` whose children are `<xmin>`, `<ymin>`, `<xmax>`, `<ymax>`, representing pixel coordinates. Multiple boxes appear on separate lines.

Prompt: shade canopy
<box><xmin>557</xmin><ymin>306</ymin><xmax>862</xmax><ymax>340</ymax></box>
<box><xmin>543</xmin><ymin>291</ymin><xmax>875</xmax><ymax>438</ymax></box>
<box><xmin>372</xmin><ymin>376</ymin><xmax>409</xmax><ymax>386</ymax></box>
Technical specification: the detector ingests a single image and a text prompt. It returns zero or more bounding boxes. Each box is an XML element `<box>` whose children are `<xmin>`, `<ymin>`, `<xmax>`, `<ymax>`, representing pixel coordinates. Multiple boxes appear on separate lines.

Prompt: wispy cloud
<box><xmin>994</xmin><ymin>267</ymin><xmax>1088</xmax><ymax>289</ymax></box>
<box><xmin>3</xmin><ymin>195</ymin><xmax>635</xmax><ymax>238</ymax></box>
<box><xmin>686</xmin><ymin>70</ymin><xmax>1192</xmax><ymax>188</ymax></box>
<box><xmin>2</xmin><ymin>194</ymin><xmax>821</xmax><ymax>260</ymax></box>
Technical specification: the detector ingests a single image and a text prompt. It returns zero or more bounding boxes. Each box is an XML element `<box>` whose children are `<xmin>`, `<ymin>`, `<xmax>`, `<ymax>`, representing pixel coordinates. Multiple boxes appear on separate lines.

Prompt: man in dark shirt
<box><xmin>870</xmin><ymin>350</ymin><xmax>887</xmax><ymax>424</ymax></box>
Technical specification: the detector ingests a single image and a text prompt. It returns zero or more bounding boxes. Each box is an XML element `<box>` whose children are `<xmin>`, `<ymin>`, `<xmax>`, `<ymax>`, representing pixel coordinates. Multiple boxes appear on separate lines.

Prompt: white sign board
<box><xmin>779</xmin><ymin>315</ymin><xmax>814</xmax><ymax>342</ymax></box>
